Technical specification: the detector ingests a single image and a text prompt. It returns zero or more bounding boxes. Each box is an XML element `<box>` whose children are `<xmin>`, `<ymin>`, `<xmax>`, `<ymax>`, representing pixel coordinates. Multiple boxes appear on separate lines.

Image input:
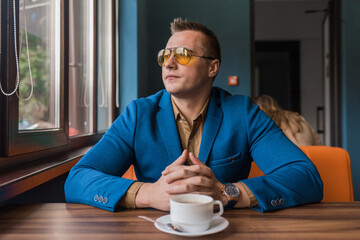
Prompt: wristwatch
<box><xmin>222</xmin><ymin>183</ymin><xmax>240</xmax><ymax>208</ymax></box>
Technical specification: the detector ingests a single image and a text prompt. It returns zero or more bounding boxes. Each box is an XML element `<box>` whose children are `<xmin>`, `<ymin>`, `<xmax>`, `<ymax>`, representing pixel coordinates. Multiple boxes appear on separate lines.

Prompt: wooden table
<box><xmin>0</xmin><ymin>202</ymin><xmax>359</xmax><ymax>239</ymax></box>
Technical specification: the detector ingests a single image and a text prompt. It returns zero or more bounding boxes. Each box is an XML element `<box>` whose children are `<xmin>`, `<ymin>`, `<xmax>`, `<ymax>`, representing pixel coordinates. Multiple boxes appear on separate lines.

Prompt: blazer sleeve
<box><xmin>64</xmin><ymin>101</ymin><xmax>139</xmax><ymax>211</ymax></box>
<box><xmin>239</xmin><ymin>98</ymin><xmax>323</xmax><ymax>212</ymax></box>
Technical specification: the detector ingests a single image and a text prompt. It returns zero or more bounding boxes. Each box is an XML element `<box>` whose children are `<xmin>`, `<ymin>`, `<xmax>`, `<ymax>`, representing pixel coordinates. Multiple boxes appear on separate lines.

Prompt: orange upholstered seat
<box><xmin>122</xmin><ymin>165</ymin><xmax>137</xmax><ymax>180</ymax></box>
<box><xmin>248</xmin><ymin>146</ymin><xmax>354</xmax><ymax>202</ymax></box>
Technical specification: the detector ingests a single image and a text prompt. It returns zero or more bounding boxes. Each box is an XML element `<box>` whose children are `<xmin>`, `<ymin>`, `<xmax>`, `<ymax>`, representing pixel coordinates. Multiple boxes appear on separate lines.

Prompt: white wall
<box><xmin>300</xmin><ymin>39</ymin><xmax>323</xmax><ymax>129</ymax></box>
<box><xmin>254</xmin><ymin>0</ymin><xmax>328</xmax><ymax>135</ymax></box>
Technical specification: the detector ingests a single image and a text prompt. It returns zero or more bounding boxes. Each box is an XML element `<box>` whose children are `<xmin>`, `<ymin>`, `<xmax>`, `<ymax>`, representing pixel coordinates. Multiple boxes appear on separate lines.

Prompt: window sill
<box><xmin>0</xmin><ymin>146</ymin><xmax>92</xmax><ymax>203</ymax></box>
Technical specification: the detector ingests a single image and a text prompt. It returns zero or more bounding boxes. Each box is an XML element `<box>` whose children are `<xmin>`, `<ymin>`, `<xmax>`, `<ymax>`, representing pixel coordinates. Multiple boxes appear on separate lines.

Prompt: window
<box><xmin>0</xmin><ymin>0</ymin><xmax>117</xmax><ymax>167</ymax></box>
<box><xmin>68</xmin><ymin>0</ymin><xmax>94</xmax><ymax>136</ymax></box>
<box><xmin>18</xmin><ymin>0</ymin><xmax>61</xmax><ymax>131</ymax></box>
<box><xmin>97</xmin><ymin>0</ymin><xmax>113</xmax><ymax>132</ymax></box>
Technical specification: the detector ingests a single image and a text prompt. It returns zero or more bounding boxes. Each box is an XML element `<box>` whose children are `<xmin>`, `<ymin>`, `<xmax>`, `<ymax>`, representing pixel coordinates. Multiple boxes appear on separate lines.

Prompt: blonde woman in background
<box><xmin>254</xmin><ymin>95</ymin><xmax>322</xmax><ymax>146</ymax></box>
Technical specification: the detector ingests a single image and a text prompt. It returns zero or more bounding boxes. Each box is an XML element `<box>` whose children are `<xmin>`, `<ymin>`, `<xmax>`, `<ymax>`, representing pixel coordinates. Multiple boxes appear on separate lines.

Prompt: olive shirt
<box><xmin>119</xmin><ymin>97</ymin><xmax>258</xmax><ymax>208</ymax></box>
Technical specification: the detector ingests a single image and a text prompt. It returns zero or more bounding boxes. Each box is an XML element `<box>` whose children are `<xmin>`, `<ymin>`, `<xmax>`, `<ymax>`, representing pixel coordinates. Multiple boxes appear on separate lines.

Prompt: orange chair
<box><xmin>248</xmin><ymin>146</ymin><xmax>354</xmax><ymax>202</ymax></box>
<box><xmin>122</xmin><ymin>165</ymin><xmax>137</xmax><ymax>180</ymax></box>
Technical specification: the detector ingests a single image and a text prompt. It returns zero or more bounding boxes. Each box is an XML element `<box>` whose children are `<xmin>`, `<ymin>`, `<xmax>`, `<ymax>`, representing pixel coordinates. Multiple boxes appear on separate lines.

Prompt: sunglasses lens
<box><xmin>163</xmin><ymin>49</ymin><xmax>171</xmax><ymax>65</ymax></box>
<box><xmin>175</xmin><ymin>48</ymin><xmax>191</xmax><ymax>65</ymax></box>
<box><xmin>157</xmin><ymin>49</ymin><xmax>165</xmax><ymax>66</ymax></box>
<box><xmin>157</xmin><ymin>48</ymin><xmax>192</xmax><ymax>66</ymax></box>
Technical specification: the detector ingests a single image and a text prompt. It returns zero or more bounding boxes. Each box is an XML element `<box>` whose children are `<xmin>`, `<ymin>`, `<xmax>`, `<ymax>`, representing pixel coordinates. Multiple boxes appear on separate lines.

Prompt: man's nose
<box><xmin>164</xmin><ymin>52</ymin><xmax>177</xmax><ymax>69</ymax></box>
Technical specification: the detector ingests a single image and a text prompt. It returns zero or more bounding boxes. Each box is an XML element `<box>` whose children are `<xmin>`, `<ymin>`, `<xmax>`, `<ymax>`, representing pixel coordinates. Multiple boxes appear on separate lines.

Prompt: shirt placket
<box><xmin>186</xmin><ymin>116</ymin><xmax>201</xmax><ymax>165</ymax></box>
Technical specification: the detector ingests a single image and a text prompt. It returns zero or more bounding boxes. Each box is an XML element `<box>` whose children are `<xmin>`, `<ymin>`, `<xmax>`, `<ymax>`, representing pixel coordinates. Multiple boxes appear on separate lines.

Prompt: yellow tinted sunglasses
<box><xmin>157</xmin><ymin>47</ymin><xmax>215</xmax><ymax>67</ymax></box>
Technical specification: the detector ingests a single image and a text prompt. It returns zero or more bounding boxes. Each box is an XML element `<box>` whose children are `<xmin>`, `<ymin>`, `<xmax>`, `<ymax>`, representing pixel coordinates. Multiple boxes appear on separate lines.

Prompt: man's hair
<box><xmin>170</xmin><ymin>18</ymin><xmax>221</xmax><ymax>64</ymax></box>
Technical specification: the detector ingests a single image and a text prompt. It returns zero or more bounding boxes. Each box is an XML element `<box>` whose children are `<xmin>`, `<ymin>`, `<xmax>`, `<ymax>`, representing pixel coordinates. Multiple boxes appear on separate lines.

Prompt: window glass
<box><xmin>97</xmin><ymin>0</ymin><xmax>113</xmax><ymax>132</ymax></box>
<box><xmin>68</xmin><ymin>0</ymin><xmax>94</xmax><ymax>136</ymax></box>
<box><xmin>18</xmin><ymin>0</ymin><xmax>61</xmax><ymax>131</ymax></box>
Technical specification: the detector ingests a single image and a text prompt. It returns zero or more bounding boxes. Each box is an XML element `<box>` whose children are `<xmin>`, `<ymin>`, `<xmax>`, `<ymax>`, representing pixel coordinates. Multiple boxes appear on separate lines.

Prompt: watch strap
<box><xmin>225</xmin><ymin>199</ymin><xmax>238</xmax><ymax>208</ymax></box>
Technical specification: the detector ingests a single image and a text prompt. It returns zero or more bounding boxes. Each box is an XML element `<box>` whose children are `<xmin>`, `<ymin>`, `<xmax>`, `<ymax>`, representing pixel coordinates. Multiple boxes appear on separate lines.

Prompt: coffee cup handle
<box><xmin>213</xmin><ymin>200</ymin><xmax>224</xmax><ymax>217</ymax></box>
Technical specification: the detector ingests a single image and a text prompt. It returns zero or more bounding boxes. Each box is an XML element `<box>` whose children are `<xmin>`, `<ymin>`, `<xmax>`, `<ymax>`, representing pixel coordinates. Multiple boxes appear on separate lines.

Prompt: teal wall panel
<box><xmin>119</xmin><ymin>0</ymin><xmax>138</xmax><ymax>112</ymax></box>
<box><xmin>341</xmin><ymin>0</ymin><xmax>360</xmax><ymax>200</ymax></box>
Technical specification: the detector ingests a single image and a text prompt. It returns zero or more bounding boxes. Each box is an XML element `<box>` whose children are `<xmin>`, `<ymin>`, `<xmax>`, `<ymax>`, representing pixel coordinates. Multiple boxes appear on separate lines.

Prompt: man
<box><xmin>65</xmin><ymin>18</ymin><xmax>323</xmax><ymax>212</ymax></box>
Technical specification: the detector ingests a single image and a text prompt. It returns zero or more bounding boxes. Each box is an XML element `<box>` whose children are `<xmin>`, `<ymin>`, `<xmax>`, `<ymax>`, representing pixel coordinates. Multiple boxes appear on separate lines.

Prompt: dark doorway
<box><xmin>254</xmin><ymin>41</ymin><xmax>300</xmax><ymax>113</ymax></box>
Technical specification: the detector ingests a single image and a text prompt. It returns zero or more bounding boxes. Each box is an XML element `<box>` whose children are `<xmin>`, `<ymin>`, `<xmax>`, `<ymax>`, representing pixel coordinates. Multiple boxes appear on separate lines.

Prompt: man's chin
<box><xmin>164</xmin><ymin>86</ymin><xmax>181</xmax><ymax>95</ymax></box>
<box><xmin>166</xmin><ymin>89</ymin><xmax>186</xmax><ymax>98</ymax></box>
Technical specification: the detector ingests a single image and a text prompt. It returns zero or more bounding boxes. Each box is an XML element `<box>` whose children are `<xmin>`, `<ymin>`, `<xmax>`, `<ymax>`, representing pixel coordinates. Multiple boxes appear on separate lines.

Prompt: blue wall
<box><xmin>119</xmin><ymin>0</ymin><xmax>251</xmax><ymax>110</ymax></box>
<box><xmin>341</xmin><ymin>0</ymin><xmax>360</xmax><ymax>200</ymax></box>
<box><xmin>119</xmin><ymin>0</ymin><xmax>138</xmax><ymax>112</ymax></box>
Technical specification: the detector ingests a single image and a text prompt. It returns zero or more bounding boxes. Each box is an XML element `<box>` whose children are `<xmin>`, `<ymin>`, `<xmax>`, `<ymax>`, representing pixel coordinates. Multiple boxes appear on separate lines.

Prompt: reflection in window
<box><xmin>97</xmin><ymin>0</ymin><xmax>113</xmax><ymax>132</ymax></box>
<box><xmin>18</xmin><ymin>0</ymin><xmax>61</xmax><ymax>131</ymax></box>
<box><xmin>68</xmin><ymin>0</ymin><xmax>94</xmax><ymax>136</ymax></box>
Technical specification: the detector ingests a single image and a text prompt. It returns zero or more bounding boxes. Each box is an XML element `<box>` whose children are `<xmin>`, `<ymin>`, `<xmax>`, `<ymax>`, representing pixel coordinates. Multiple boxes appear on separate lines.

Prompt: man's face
<box><xmin>162</xmin><ymin>30</ymin><xmax>216</xmax><ymax>99</ymax></box>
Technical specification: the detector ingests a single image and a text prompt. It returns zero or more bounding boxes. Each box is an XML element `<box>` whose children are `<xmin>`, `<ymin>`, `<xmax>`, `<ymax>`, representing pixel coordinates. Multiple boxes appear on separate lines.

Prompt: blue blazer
<box><xmin>65</xmin><ymin>87</ymin><xmax>323</xmax><ymax>212</ymax></box>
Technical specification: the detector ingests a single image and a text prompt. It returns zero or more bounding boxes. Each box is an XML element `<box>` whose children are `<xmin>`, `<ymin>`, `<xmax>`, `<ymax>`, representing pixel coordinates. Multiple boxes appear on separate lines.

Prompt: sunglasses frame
<box><xmin>157</xmin><ymin>47</ymin><xmax>215</xmax><ymax>66</ymax></box>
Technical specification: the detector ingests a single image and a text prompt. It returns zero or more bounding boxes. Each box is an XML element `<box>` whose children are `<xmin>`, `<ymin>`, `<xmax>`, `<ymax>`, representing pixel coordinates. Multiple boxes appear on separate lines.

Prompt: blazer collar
<box><xmin>156</xmin><ymin>91</ymin><xmax>183</xmax><ymax>163</ymax></box>
<box><xmin>198</xmin><ymin>88</ymin><xmax>223</xmax><ymax>165</ymax></box>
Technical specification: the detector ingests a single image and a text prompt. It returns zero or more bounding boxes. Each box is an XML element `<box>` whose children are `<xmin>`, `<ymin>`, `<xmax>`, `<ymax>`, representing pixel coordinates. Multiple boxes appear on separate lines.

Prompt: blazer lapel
<box><xmin>156</xmin><ymin>92</ymin><xmax>182</xmax><ymax>163</ymax></box>
<box><xmin>198</xmin><ymin>89</ymin><xmax>223</xmax><ymax>165</ymax></box>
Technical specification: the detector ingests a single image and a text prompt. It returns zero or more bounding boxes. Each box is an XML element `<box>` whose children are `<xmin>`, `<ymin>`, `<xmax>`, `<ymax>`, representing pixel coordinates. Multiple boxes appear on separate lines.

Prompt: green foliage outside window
<box><xmin>18</xmin><ymin>30</ymin><xmax>50</xmax><ymax>129</ymax></box>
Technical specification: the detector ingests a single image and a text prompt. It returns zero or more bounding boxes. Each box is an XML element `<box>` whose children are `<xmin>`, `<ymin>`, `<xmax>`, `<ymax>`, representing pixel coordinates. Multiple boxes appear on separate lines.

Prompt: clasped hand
<box><xmin>136</xmin><ymin>150</ymin><xmax>226</xmax><ymax>211</ymax></box>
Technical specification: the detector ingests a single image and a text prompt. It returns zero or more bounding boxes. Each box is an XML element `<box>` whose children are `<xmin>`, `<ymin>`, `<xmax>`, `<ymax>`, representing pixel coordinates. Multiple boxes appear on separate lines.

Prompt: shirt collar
<box><xmin>171</xmin><ymin>96</ymin><xmax>210</xmax><ymax>122</ymax></box>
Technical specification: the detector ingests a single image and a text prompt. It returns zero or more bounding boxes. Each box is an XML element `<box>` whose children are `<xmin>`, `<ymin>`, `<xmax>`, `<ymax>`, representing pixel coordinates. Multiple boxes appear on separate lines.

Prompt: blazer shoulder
<box><xmin>132</xmin><ymin>89</ymin><xmax>169</xmax><ymax>109</ymax></box>
<box><xmin>213</xmin><ymin>87</ymin><xmax>253</xmax><ymax>107</ymax></box>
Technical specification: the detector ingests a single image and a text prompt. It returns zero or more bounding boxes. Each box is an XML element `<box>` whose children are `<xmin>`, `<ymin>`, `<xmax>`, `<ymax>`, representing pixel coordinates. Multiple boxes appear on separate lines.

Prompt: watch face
<box><xmin>224</xmin><ymin>184</ymin><xmax>240</xmax><ymax>198</ymax></box>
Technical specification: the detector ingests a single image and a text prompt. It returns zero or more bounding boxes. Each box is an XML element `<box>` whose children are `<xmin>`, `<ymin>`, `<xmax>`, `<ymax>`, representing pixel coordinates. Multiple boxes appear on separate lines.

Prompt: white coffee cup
<box><xmin>170</xmin><ymin>194</ymin><xmax>224</xmax><ymax>233</ymax></box>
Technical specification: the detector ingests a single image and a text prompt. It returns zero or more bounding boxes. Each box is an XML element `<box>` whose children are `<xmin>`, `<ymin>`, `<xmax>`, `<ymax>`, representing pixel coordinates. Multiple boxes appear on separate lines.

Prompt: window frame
<box><xmin>8</xmin><ymin>0</ymin><xmax>67</xmax><ymax>156</ymax></box>
<box><xmin>0</xmin><ymin>0</ymin><xmax>117</xmax><ymax>170</ymax></box>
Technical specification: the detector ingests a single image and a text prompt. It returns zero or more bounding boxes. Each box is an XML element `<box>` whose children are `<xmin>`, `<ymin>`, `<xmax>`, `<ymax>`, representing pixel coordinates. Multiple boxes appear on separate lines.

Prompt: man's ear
<box><xmin>208</xmin><ymin>59</ymin><xmax>220</xmax><ymax>78</ymax></box>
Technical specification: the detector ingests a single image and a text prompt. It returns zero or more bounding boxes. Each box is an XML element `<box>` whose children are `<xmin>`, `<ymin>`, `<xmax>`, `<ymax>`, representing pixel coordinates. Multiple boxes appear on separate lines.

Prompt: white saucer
<box><xmin>154</xmin><ymin>215</ymin><xmax>229</xmax><ymax>237</ymax></box>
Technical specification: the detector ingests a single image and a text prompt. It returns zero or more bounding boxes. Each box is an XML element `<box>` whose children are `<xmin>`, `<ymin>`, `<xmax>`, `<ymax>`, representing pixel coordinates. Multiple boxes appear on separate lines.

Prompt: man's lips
<box><xmin>166</xmin><ymin>74</ymin><xmax>180</xmax><ymax>80</ymax></box>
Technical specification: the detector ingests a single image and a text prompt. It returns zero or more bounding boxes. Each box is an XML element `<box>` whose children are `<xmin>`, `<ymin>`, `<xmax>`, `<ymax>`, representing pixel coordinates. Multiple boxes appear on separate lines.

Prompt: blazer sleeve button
<box><xmin>94</xmin><ymin>195</ymin><xmax>99</xmax><ymax>202</ymax></box>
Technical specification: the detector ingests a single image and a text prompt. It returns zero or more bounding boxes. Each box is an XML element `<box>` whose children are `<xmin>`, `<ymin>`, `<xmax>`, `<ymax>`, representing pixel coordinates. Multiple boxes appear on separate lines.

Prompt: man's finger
<box><xmin>171</xmin><ymin>149</ymin><xmax>188</xmax><ymax>166</ymax></box>
<box><xmin>164</xmin><ymin>168</ymin><xmax>198</xmax><ymax>184</ymax></box>
<box><xmin>189</xmin><ymin>152</ymin><xmax>204</xmax><ymax>165</ymax></box>
<box><xmin>162</xmin><ymin>150</ymin><xmax>188</xmax><ymax>175</ymax></box>
<box><xmin>166</xmin><ymin>177</ymin><xmax>213</xmax><ymax>194</ymax></box>
<box><xmin>188</xmin><ymin>152</ymin><xmax>214</xmax><ymax>178</ymax></box>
